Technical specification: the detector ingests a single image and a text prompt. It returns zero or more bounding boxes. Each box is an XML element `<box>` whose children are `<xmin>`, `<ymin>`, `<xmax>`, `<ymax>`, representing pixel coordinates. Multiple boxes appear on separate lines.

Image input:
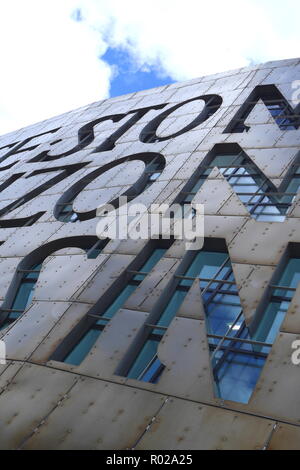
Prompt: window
<box><xmin>208</xmin><ymin>152</ymin><xmax>285</xmax><ymax>222</ymax></box>
<box><xmin>210</xmin><ymin>245</ymin><xmax>300</xmax><ymax>404</ymax></box>
<box><xmin>232</xmin><ymin>100</ymin><xmax>296</xmax><ymax>133</ymax></box>
<box><xmin>0</xmin><ymin>264</ymin><xmax>41</xmax><ymax>330</ymax></box>
<box><xmin>178</xmin><ymin>176</ymin><xmax>204</xmax><ymax>219</ymax></box>
<box><xmin>177</xmin><ymin>145</ymin><xmax>300</xmax><ymax>222</ymax></box>
<box><xmin>124</xmin><ymin>246</ymin><xmax>239</xmax><ymax>384</ymax></box>
<box><xmin>56</xmin><ymin>203</ymin><xmax>79</xmax><ymax>222</ymax></box>
<box><xmin>86</xmin><ymin>239</ymin><xmax>109</xmax><ymax>259</ymax></box>
<box><xmin>267</xmin><ymin>101</ymin><xmax>296</xmax><ymax>130</ymax></box>
<box><xmin>60</xmin><ymin>244</ymin><xmax>171</xmax><ymax>366</ymax></box>
<box><xmin>144</xmin><ymin>156</ymin><xmax>163</xmax><ymax>189</ymax></box>
<box><xmin>201</xmin><ymin>252</ymin><xmax>268</xmax><ymax>404</ymax></box>
<box><xmin>119</xmin><ymin>239</ymin><xmax>300</xmax><ymax>404</ymax></box>
<box><xmin>253</xmin><ymin>256</ymin><xmax>300</xmax><ymax>344</ymax></box>
<box><xmin>0</xmin><ymin>236</ymin><xmax>105</xmax><ymax>330</ymax></box>
<box><xmin>224</xmin><ymin>84</ymin><xmax>299</xmax><ymax>133</ymax></box>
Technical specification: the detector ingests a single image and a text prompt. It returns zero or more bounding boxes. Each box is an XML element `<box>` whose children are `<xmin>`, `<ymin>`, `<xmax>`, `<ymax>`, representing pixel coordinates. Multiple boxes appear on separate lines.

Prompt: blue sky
<box><xmin>73</xmin><ymin>6</ymin><xmax>176</xmax><ymax>97</ymax></box>
<box><xmin>0</xmin><ymin>0</ymin><xmax>300</xmax><ymax>134</ymax></box>
<box><xmin>102</xmin><ymin>47</ymin><xmax>175</xmax><ymax>96</ymax></box>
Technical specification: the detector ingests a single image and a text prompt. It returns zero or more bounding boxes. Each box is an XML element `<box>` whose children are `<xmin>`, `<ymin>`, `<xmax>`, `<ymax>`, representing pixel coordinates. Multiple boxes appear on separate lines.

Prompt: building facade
<box><xmin>0</xmin><ymin>57</ymin><xmax>300</xmax><ymax>449</ymax></box>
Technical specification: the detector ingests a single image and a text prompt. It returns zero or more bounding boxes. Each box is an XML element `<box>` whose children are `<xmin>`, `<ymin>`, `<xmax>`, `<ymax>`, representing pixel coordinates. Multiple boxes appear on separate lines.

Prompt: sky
<box><xmin>0</xmin><ymin>0</ymin><xmax>300</xmax><ymax>135</ymax></box>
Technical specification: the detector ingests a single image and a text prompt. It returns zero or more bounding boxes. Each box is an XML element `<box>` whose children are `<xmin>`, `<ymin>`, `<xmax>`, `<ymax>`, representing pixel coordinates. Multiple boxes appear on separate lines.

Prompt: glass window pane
<box><xmin>184</xmin><ymin>251</ymin><xmax>228</xmax><ymax>280</ymax></box>
<box><xmin>63</xmin><ymin>246</ymin><xmax>169</xmax><ymax>365</ymax></box>
<box><xmin>25</xmin><ymin>264</ymin><xmax>42</xmax><ymax>280</ymax></box>
<box><xmin>140</xmin><ymin>356</ymin><xmax>164</xmax><ymax>383</ymax></box>
<box><xmin>0</xmin><ymin>320</ymin><xmax>12</xmax><ymax>331</ymax></box>
<box><xmin>253</xmin><ymin>258</ymin><xmax>300</xmax><ymax>344</ymax></box>
<box><xmin>278</xmin><ymin>258</ymin><xmax>300</xmax><ymax>288</ymax></box>
<box><xmin>206</xmin><ymin>303</ymin><xmax>242</xmax><ymax>336</ymax></box>
<box><xmin>215</xmin><ymin>350</ymin><xmax>266</xmax><ymax>404</ymax></box>
<box><xmin>256</xmin><ymin>302</ymin><xmax>288</xmax><ymax>344</ymax></box>
<box><xmin>11</xmin><ymin>281</ymin><xmax>36</xmax><ymax>311</ymax></box>
<box><xmin>127</xmin><ymin>339</ymin><xmax>159</xmax><ymax>380</ymax></box>
<box><xmin>157</xmin><ymin>290</ymin><xmax>187</xmax><ymax>328</ymax></box>
<box><xmin>64</xmin><ymin>329</ymin><xmax>102</xmax><ymax>365</ymax></box>
<box><xmin>100</xmin><ymin>284</ymin><xmax>136</xmax><ymax>320</ymax></box>
<box><xmin>133</xmin><ymin>248</ymin><xmax>166</xmax><ymax>281</ymax></box>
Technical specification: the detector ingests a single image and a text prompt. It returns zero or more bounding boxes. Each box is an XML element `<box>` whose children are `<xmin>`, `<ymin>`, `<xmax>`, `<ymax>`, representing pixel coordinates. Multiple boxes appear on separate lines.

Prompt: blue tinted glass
<box><xmin>12</xmin><ymin>281</ymin><xmax>36</xmax><ymax>312</ymax></box>
<box><xmin>206</xmin><ymin>302</ymin><xmax>242</xmax><ymax>336</ymax></box>
<box><xmin>127</xmin><ymin>339</ymin><xmax>159</xmax><ymax>380</ymax></box>
<box><xmin>184</xmin><ymin>251</ymin><xmax>228</xmax><ymax>281</ymax></box>
<box><xmin>285</xmin><ymin>177</ymin><xmax>300</xmax><ymax>196</ymax></box>
<box><xmin>213</xmin><ymin>256</ymin><xmax>300</xmax><ymax>403</ymax></box>
<box><xmin>129</xmin><ymin>249</ymin><xmax>235</xmax><ymax>384</ymax></box>
<box><xmin>256</xmin><ymin>214</ymin><xmax>285</xmax><ymax>222</ymax></box>
<box><xmin>212</xmin><ymin>154</ymin><xmax>242</xmax><ymax>167</ymax></box>
<box><xmin>0</xmin><ymin>320</ymin><xmax>11</xmax><ymax>330</ymax></box>
<box><xmin>254</xmin><ymin>258</ymin><xmax>300</xmax><ymax>343</ymax></box>
<box><xmin>191</xmin><ymin>152</ymin><xmax>300</xmax><ymax>222</ymax></box>
<box><xmin>278</xmin><ymin>258</ymin><xmax>300</xmax><ymax>288</ymax></box>
<box><xmin>25</xmin><ymin>264</ymin><xmax>42</xmax><ymax>280</ymax></box>
<box><xmin>133</xmin><ymin>248</ymin><xmax>166</xmax><ymax>281</ymax></box>
<box><xmin>190</xmin><ymin>178</ymin><xmax>205</xmax><ymax>195</ymax></box>
<box><xmin>96</xmin><ymin>318</ymin><xmax>109</xmax><ymax>327</ymax></box>
<box><xmin>194</xmin><ymin>251</ymin><xmax>261</xmax><ymax>403</ymax></box>
<box><xmin>215</xmin><ymin>155</ymin><xmax>296</xmax><ymax>221</ymax></box>
<box><xmin>64</xmin><ymin>247</ymin><xmax>167</xmax><ymax>365</ymax></box>
<box><xmin>24</xmin><ymin>287</ymin><xmax>35</xmax><ymax>308</ymax></box>
<box><xmin>87</xmin><ymin>245</ymin><xmax>103</xmax><ymax>259</ymax></box>
<box><xmin>99</xmin><ymin>284</ymin><xmax>136</xmax><ymax>320</ymax></box>
<box><xmin>140</xmin><ymin>356</ymin><xmax>163</xmax><ymax>383</ymax></box>
<box><xmin>146</xmin><ymin>160</ymin><xmax>160</xmax><ymax>172</ymax></box>
<box><xmin>59</xmin><ymin>204</ymin><xmax>78</xmax><ymax>222</ymax></box>
<box><xmin>254</xmin><ymin>301</ymin><xmax>289</xmax><ymax>344</ymax></box>
<box><xmin>156</xmin><ymin>290</ymin><xmax>187</xmax><ymax>328</ymax></box>
<box><xmin>149</xmin><ymin>172</ymin><xmax>161</xmax><ymax>181</ymax></box>
<box><xmin>87</xmin><ymin>249</ymin><xmax>101</xmax><ymax>259</ymax></box>
<box><xmin>64</xmin><ymin>329</ymin><xmax>101</xmax><ymax>365</ymax></box>
<box><xmin>6</xmin><ymin>311</ymin><xmax>21</xmax><ymax>321</ymax></box>
<box><xmin>215</xmin><ymin>350</ymin><xmax>266</xmax><ymax>403</ymax></box>
<box><xmin>64</xmin><ymin>285</ymin><xmax>137</xmax><ymax>365</ymax></box>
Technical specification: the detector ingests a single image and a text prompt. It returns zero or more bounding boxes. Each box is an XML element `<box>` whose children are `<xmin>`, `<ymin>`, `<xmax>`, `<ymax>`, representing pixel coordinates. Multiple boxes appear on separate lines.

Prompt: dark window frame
<box><xmin>50</xmin><ymin>237</ymin><xmax>174</xmax><ymax>364</ymax></box>
<box><xmin>0</xmin><ymin>236</ymin><xmax>107</xmax><ymax>330</ymax></box>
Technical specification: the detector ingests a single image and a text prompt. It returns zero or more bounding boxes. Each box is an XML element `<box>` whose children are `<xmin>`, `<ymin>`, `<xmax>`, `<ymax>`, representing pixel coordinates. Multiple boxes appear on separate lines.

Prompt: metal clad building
<box><xmin>0</xmin><ymin>57</ymin><xmax>300</xmax><ymax>450</ymax></box>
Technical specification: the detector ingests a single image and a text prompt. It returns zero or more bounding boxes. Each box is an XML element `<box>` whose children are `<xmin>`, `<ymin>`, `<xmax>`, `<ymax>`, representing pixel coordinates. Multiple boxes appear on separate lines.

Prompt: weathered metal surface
<box><xmin>135</xmin><ymin>397</ymin><xmax>274</xmax><ymax>450</ymax></box>
<box><xmin>29</xmin><ymin>301</ymin><xmax>93</xmax><ymax>363</ymax></box>
<box><xmin>249</xmin><ymin>332</ymin><xmax>300</xmax><ymax>423</ymax></box>
<box><xmin>2</xmin><ymin>301</ymin><xmax>72</xmax><ymax>360</ymax></box>
<box><xmin>0</xmin><ymin>363</ymin><xmax>78</xmax><ymax>450</ymax></box>
<box><xmin>152</xmin><ymin>317</ymin><xmax>215</xmax><ymax>402</ymax></box>
<box><xmin>280</xmin><ymin>284</ymin><xmax>300</xmax><ymax>334</ymax></box>
<box><xmin>33</xmin><ymin>253</ymin><xmax>108</xmax><ymax>302</ymax></box>
<box><xmin>177</xmin><ymin>279</ymin><xmax>206</xmax><ymax>320</ymax></box>
<box><xmin>228</xmin><ymin>218</ymin><xmax>300</xmax><ymax>266</ymax></box>
<box><xmin>267</xmin><ymin>423</ymin><xmax>300</xmax><ymax>450</ymax></box>
<box><xmin>234</xmin><ymin>264</ymin><xmax>276</xmax><ymax>325</ymax></box>
<box><xmin>21</xmin><ymin>378</ymin><xmax>166</xmax><ymax>450</ymax></box>
<box><xmin>76</xmin><ymin>254</ymin><xmax>135</xmax><ymax>303</ymax></box>
<box><xmin>0</xmin><ymin>58</ymin><xmax>299</xmax><ymax>448</ymax></box>
<box><xmin>76</xmin><ymin>308</ymin><xmax>149</xmax><ymax>378</ymax></box>
<box><xmin>124</xmin><ymin>258</ymin><xmax>180</xmax><ymax>312</ymax></box>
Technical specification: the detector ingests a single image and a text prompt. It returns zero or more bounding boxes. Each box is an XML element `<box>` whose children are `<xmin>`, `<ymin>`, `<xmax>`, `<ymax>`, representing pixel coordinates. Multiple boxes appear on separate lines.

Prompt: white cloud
<box><xmin>0</xmin><ymin>0</ymin><xmax>112</xmax><ymax>134</ymax></box>
<box><xmin>1</xmin><ymin>0</ymin><xmax>300</xmax><ymax>135</ymax></box>
<box><xmin>78</xmin><ymin>0</ymin><xmax>300</xmax><ymax>79</ymax></box>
